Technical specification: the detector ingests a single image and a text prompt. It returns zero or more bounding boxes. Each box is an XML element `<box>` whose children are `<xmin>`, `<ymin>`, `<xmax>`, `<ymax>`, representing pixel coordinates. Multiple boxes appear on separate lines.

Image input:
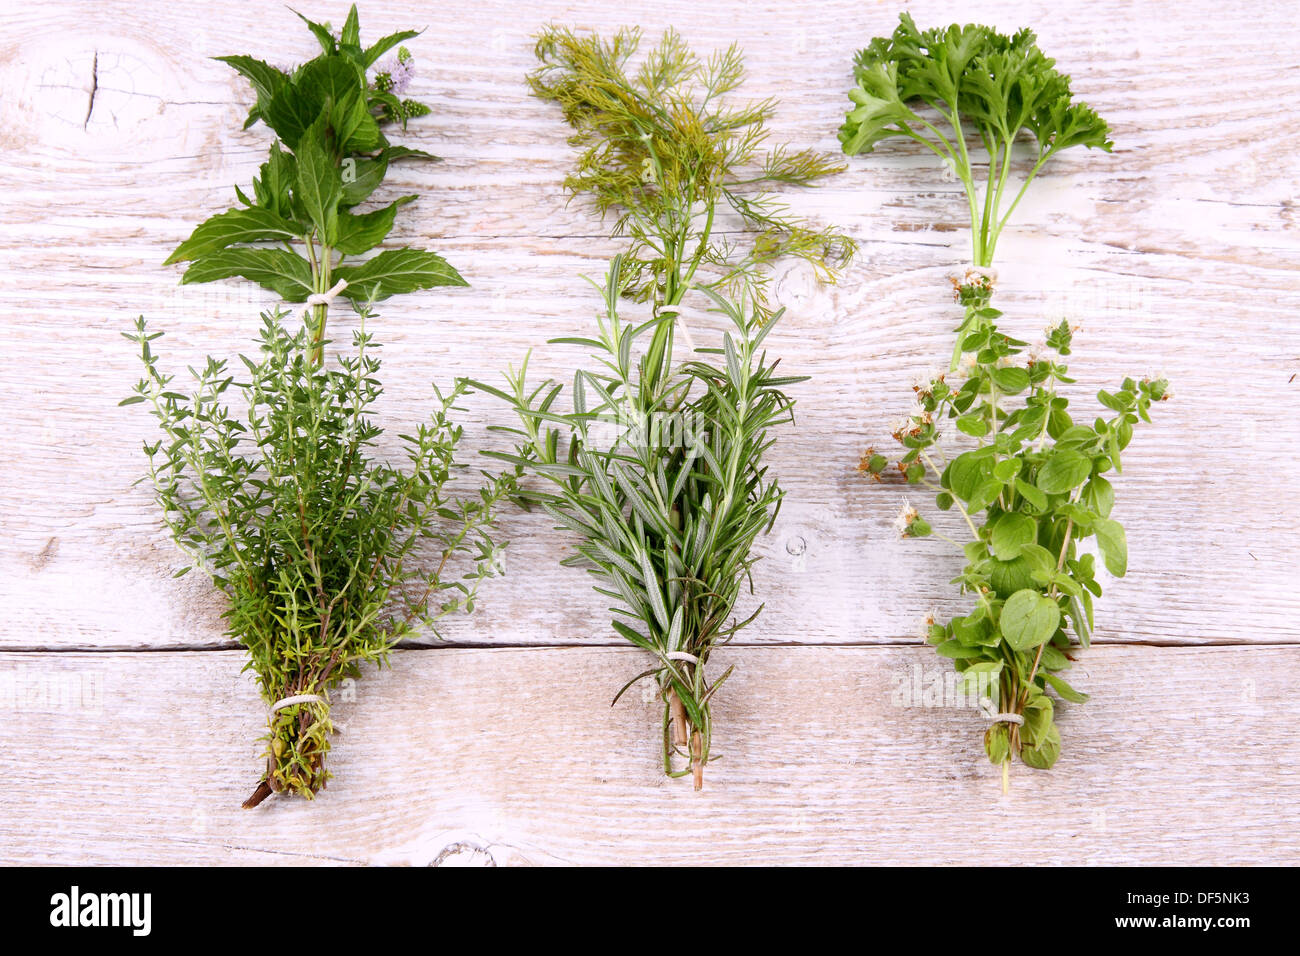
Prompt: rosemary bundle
<box><xmin>478</xmin><ymin>27</ymin><xmax>851</xmax><ymax>787</ymax></box>
<box><xmin>845</xmin><ymin>15</ymin><xmax>1169</xmax><ymax>783</ymax></box>
<box><xmin>124</xmin><ymin>6</ymin><xmax>515</xmax><ymax>807</ymax></box>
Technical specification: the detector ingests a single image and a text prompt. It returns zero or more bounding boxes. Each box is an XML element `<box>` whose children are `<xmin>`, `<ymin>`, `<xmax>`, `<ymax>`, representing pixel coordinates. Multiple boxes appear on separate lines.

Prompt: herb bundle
<box><xmin>477</xmin><ymin>27</ymin><xmax>851</xmax><ymax>787</ymax></box>
<box><xmin>164</xmin><ymin>5</ymin><xmax>463</xmax><ymax>357</ymax></box>
<box><xmin>846</xmin><ymin>16</ymin><xmax>1170</xmax><ymax>783</ymax></box>
<box><xmin>124</xmin><ymin>6</ymin><xmax>514</xmax><ymax>807</ymax></box>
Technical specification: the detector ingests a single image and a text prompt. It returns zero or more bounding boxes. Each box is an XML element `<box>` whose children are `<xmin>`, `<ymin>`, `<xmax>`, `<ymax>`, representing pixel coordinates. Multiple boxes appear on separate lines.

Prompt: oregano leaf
<box><xmin>1000</xmin><ymin>589</ymin><xmax>1060</xmax><ymax>651</ymax></box>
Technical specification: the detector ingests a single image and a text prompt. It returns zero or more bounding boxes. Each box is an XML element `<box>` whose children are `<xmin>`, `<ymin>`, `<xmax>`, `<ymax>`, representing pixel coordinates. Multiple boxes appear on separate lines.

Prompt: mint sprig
<box><xmin>126</xmin><ymin>6</ymin><xmax>517</xmax><ymax>807</ymax></box>
<box><xmin>166</xmin><ymin>4</ymin><xmax>461</xmax><ymax>364</ymax></box>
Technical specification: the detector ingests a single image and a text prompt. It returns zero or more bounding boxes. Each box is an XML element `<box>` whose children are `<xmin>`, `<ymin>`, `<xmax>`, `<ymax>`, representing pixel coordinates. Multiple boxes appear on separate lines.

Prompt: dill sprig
<box><xmin>474</xmin><ymin>27</ymin><xmax>850</xmax><ymax>787</ymax></box>
<box><xmin>529</xmin><ymin>25</ymin><xmax>853</xmax><ymax>370</ymax></box>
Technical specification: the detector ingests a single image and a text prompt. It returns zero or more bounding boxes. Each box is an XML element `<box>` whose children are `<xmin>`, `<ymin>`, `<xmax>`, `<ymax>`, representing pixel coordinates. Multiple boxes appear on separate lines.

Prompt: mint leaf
<box><xmin>337</xmin><ymin>249</ymin><xmax>467</xmax><ymax>301</ymax></box>
<box><xmin>362</xmin><ymin>30</ymin><xmax>420</xmax><ymax>68</ymax></box>
<box><xmin>334</xmin><ymin>196</ymin><xmax>415</xmax><ymax>255</ymax></box>
<box><xmin>181</xmin><ymin>248</ymin><xmax>314</xmax><ymax>301</ymax></box>
<box><xmin>165</xmin><ymin>207</ymin><xmax>303</xmax><ymax>264</ymax></box>
<box><xmin>213</xmin><ymin>56</ymin><xmax>286</xmax><ymax>113</ymax></box>
<box><xmin>295</xmin><ymin>117</ymin><xmax>342</xmax><ymax>243</ymax></box>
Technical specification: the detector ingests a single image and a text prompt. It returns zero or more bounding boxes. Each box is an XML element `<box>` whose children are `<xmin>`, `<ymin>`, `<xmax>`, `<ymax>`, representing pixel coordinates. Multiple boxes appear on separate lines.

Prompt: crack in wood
<box><xmin>83</xmin><ymin>50</ymin><xmax>98</xmax><ymax>131</ymax></box>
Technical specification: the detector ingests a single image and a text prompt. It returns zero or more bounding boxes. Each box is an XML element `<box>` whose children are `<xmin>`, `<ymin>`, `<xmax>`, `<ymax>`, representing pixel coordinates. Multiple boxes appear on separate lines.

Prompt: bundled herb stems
<box><xmin>118</xmin><ymin>9</ymin><xmax>1174</xmax><ymax>803</ymax></box>
<box><xmin>125</xmin><ymin>6</ymin><xmax>514</xmax><ymax>806</ymax></box>
<box><xmin>476</xmin><ymin>26</ymin><xmax>852</xmax><ymax>786</ymax></box>
<box><xmin>846</xmin><ymin>15</ymin><xmax>1169</xmax><ymax>785</ymax></box>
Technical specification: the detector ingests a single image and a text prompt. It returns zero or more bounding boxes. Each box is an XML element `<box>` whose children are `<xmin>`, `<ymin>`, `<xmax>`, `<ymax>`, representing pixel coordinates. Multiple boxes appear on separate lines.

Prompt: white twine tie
<box><xmin>269</xmin><ymin>693</ymin><xmax>326</xmax><ymax>715</ymax></box>
<box><xmin>303</xmin><ymin>279</ymin><xmax>349</xmax><ymax>317</ymax></box>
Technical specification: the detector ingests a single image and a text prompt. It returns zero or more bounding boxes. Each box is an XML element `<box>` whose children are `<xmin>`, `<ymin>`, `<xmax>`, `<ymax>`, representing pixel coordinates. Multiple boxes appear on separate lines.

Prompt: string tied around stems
<box><xmin>303</xmin><ymin>279</ymin><xmax>349</xmax><ymax>315</ymax></box>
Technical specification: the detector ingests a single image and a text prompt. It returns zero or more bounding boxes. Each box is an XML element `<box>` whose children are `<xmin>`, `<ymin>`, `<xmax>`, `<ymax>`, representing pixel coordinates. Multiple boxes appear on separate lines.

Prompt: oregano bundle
<box><xmin>124</xmin><ymin>6</ymin><xmax>516</xmax><ymax>807</ymax></box>
<box><xmin>846</xmin><ymin>16</ymin><xmax>1170</xmax><ymax>784</ymax></box>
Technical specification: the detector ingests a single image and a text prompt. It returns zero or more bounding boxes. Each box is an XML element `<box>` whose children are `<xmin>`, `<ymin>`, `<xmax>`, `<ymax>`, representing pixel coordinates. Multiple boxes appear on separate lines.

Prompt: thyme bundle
<box><xmin>124</xmin><ymin>6</ymin><xmax>515</xmax><ymax>806</ymax></box>
<box><xmin>476</xmin><ymin>27</ymin><xmax>851</xmax><ymax>787</ymax></box>
<box><xmin>845</xmin><ymin>16</ymin><xmax>1170</xmax><ymax>783</ymax></box>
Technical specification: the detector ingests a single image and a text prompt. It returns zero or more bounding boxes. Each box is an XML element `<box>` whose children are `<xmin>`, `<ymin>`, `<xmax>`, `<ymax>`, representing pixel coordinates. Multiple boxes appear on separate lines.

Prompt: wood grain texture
<box><xmin>1</xmin><ymin>645</ymin><xmax>1297</xmax><ymax>865</ymax></box>
<box><xmin>0</xmin><ymin>0</ymin><xmax>1297</xmax><ymax>864</ymax></box>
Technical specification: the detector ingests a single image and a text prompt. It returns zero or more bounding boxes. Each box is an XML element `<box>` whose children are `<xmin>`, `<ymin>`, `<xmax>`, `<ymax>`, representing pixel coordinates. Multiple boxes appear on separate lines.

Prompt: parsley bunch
<box><xmin>124</xmin><ymin>6</ymin><xmax>515</xmax><ymax>807</ymax></box>
<box><xmin>847</xmin><ymin>18</ymin><xmax>1169</xmax><ymax>785</ymax></box>
<box><xmin>841</xmin><ymin>13</ymin><xmax>1111</xmax><ymax>363</ymax></box>
<box><xmin>477</xmin><ymin>27</ymin><xmax>849</xmax><ymax>787</ymax></box>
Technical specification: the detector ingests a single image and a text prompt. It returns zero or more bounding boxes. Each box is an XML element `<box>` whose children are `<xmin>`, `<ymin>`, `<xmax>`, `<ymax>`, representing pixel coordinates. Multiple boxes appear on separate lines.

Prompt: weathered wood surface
<box><xmin>3</xmin><ymin>645</ymin><xmax>1297</xmax><ymax>865</ymax></box>
<box><xmin>0</xmin><ymin>0</ymin><xmax>1297</xmax><ymax>864</ymax></box>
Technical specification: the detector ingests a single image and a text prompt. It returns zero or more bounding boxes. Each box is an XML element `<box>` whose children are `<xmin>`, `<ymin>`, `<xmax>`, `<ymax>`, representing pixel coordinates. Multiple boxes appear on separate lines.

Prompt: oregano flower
<box><xmin>845</xmin><ymin>17</ymin><xmax>1169</xmax><ymax>786</ymax></box>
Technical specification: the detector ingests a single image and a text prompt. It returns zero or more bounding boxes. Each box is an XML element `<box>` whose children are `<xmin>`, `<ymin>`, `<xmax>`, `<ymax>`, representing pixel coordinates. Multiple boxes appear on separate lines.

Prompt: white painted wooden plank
<box><xmin>0</xmin><ymin>644</ymin><xmax>1296</xmax><ymax>865</ymax></box>
<box><xmin>0</xmin><ymin>0</ymin><xmax>1298</xmax><ymax>868</ymax></box>
<box><xmin>2</xmin><ymin>240</ymin><xmax>1296</xmax><ymax>649</ymax></box>
<box><xmin>2</xmin><ymin>0</ymin><xmax>1297</xmax><ymax>654</ymax></box>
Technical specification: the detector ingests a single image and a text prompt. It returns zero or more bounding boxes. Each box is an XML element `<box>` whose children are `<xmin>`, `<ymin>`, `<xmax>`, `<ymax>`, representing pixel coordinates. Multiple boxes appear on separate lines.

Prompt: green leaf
<box><xmin>293</xmin><ymin>9</ymin><xmax>338</xmax><ymax>54</ymax></box>
<box><xmin>333</xmin><ymin>196</ymin><xmax>415</xmax><ymax>255</ymax></box>
<box><xmin>1083</xmin><ymin>474</ymin><xmax>1114</xmax><ymax>518</ymax></box>
<box><xmin>1094</xmin><ymin>517</ymin><xmax>1128</xmax><ymax>577</ymax></box>
<box><xmin>251</xmin><ymin>141</ymin><xmax>297</xmax><ymax>218</ymax></box>
<box><xmin>165</xmin><ymin>207</ymin><xmax>303</xmax><ymax>264</ymax></box>
<box><xmin>945</xmin><ymin>449</ymin><xmax>993</xmax><ymax>502</ymax></box>
<box><xmin>1035</xmin><ymin>448</ymin><xmax>1092</xmax><ymax>495</ymax></box>
<box><xmin>362</xmin><ymin>30</ymin><xmax>420</xmax><ymax>69</ymax></box>
<box><xmin>990</xmin><ymin>511</ymin><xmax>1037</xmax><ymax>561</ymax></box>
<box><xmin>340</xmin><ymin>155</ymin><xmax>388</xmax><ymax>206</ymax></box>
<box><xmin>1021</xmin><ymin>691</ymin><xmax>1055</xmax><ymax>743</ymax></box>
<box><xmin>989</xmin><ymin>556</ymin><xmax>1036</xmax><ymax>597</ymax></box>
<box><xmin>993</xmin><ymin>366</ymin><xmax>1030</xmax><ymax>394</ymax></box>
<box><xmin>967</xmin><ymin>479</ymin><xmax>1003</xmax><ymax>514</ymax></box>
<box><xmin>383</xmin><ymin>145</ymin><xmax>440</xmax><ymax>163</ymax></box>
<box><xmin>299</xmin><ymin>56</ymin><xmax>365</xmax><ymax>110</ymax></box>
<box><xmin>332</xmin><ymin>88</ymin><xmax>382</xmax><ymax>153</ymax></box>
<box><xmin>1020</xmin><ymin>727</ymin><xmax>1061</xmax><ymax>768</ymax></box>
<box><xmin>340</xmin><ymin>5</ymin><xmax>361</xmax><ymax>47</ymax></box>
<box><xmin>1015</xmin><ymin>478</ymin><xmax>1048</xmax><ymax>510</ymax></box>
<box><xmin>263</xmin><ymin>83</ymin><xmax>322</xmax><ymax>151</ymax></box>
<box><xmin>1043</xmin><ymin>672</ymin><xmax>1089</xmax><ymax>703</ymax></box>
<box><xmin>264</xmin><ymin>57</ymin><xmax>367</xmax><ymax>150</ymax></box>
<box><xmin>181</xmin><ymin>248</ymin><xmax>314</xmax><ymax>301</ymax></box>
<box><xmin>295</xmin><ymin>117</ymin><xmax>342</xmax><ymax>242</ymax></box>
<box><xmin>213</xmin><ymin>56</ymin><xmax>286</xmax><ymax>113</ymax></box>
<box><xmin>637</xmin><ymin>548</ymin><xmax>670</xmax><ymax>632</ymax></box>
<box><xmin>336</xmin><ymin>249</ymin><xmax>467</xmax><ymax>301</ymax></box>
<box><xmin>956</xmin><ymin>414</ymin><xmax>989</xmax><ymax>437</ymax></box>
<box><xmin>999</xmin><ymin>589</ymin><xmax>1060</xmax><ymax>651</ymax></box>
